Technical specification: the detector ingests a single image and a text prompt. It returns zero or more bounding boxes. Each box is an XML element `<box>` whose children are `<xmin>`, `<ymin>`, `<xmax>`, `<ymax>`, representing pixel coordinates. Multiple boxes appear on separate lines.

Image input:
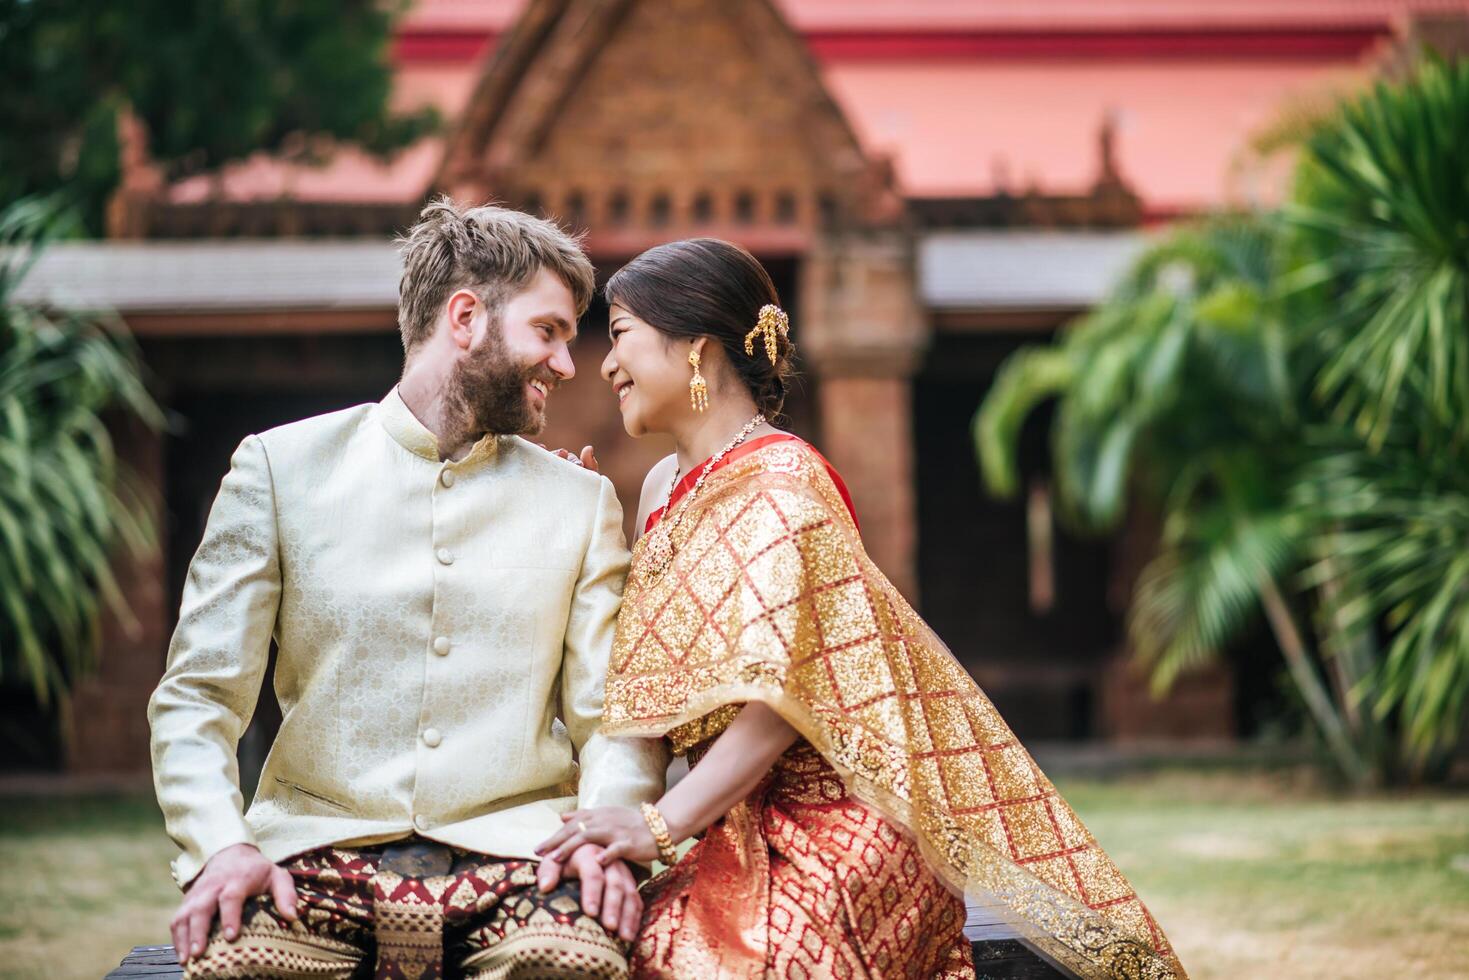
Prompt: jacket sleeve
<box><xmin>148</xmin><ymin>434</ymin><xmax>281</xmax><ymax>888</ymax></box>
<box><xmin>560</xmin><ymin>475</ymin><xmax>668</xmax><ymax>811</ymax></box>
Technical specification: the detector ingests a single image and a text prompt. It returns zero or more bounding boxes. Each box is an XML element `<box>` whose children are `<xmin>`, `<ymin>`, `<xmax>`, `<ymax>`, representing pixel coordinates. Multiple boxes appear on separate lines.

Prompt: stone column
<box><xmin>800</xmin><ymin>230</ymin><xmax>928</xmax><ymax>602</ymax></box>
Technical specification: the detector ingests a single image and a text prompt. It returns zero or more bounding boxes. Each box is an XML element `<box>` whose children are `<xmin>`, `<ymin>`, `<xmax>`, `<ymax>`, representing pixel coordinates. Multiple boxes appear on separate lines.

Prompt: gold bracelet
<box><xmin>639</xmin><ymin>802</ymin><xmax>679</xmax><ymax>865</ymax></box>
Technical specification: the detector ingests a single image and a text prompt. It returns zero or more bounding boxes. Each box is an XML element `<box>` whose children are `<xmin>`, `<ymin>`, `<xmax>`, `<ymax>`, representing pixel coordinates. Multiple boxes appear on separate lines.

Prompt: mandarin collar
<box><xmin>377</xmin><ymin>386</ymin><xmax>501</xmax><ymax>464</ymax></box>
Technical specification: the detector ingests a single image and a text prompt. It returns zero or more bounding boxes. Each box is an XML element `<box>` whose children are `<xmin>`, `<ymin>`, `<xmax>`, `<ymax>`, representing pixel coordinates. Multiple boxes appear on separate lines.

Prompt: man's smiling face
<box><xmin>453</xmin><ymin>267</ymin><xmax>579</xmax><ymax>437</ymax></box>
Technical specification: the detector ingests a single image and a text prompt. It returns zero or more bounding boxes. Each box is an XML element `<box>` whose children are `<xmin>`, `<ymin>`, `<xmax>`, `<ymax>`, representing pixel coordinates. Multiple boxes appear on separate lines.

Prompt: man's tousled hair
<box><xmin>395</xmin><ymin>196</ymin><xmax>595</xmax><ymax>352</ymax></box>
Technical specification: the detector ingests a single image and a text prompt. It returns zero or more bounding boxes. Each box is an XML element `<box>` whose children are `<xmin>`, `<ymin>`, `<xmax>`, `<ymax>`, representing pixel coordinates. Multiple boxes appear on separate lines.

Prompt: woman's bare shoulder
<box><xmin>642</xmin><ymin>452</ymin><xmax>679</xmax><ymax>493</ymax></box>
<box><xmin>633</xmin><ymin>453</ymin><xmax>680</xmax><ymax>541</ymax></box>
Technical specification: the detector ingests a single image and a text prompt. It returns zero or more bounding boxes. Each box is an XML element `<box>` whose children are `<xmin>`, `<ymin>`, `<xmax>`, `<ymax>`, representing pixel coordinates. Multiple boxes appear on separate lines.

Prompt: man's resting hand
<box><xmin>535</xmin><ymin>842</ymin><xmax>641</xmax><ymax>944</ymax></box>
<box><xmin>171</xmin><ymin>843</ymin><xmax>298</xmax><ymax>964</ymax></box>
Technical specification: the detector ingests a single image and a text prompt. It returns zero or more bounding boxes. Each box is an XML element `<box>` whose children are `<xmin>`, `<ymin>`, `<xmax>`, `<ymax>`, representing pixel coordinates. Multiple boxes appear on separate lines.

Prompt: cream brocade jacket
<box><xmin>148</xmin><ymin>388</ymin><xmax>668</xmax><ymax>887</ymax></box>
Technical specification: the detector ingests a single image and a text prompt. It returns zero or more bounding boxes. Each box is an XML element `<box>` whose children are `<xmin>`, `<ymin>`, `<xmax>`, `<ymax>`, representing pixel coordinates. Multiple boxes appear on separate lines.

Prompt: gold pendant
<box><xmin>641</xmin><ymin>524</ymin><xmax>674</xmax><ymax>580</ymax></box>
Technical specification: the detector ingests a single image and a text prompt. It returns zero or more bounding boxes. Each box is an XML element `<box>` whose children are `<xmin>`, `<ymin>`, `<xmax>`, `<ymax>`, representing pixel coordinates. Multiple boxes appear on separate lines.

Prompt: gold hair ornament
<box><xmin>688</xmin><ymin>348</ymin><xmax>709</xmax><ymax>413</ymax></box>
<box><xmin>744</xmin><ymin>304</ymin><xmax>789</xmax><ymax>365</ymax></box>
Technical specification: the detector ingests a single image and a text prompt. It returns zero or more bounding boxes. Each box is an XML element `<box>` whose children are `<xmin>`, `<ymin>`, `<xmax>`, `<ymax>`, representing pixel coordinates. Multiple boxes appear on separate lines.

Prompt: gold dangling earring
<box><xmin>688</xmin><ymin>348</ymin><xmax>709</xmax><ymax>413</ymax></box>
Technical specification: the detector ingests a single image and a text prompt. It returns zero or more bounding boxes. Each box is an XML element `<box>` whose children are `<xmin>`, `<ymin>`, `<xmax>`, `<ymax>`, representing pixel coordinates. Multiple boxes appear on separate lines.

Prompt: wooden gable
<box><xmin>437</xmin><ymin>0</ymin><xmax>900</xmax><ymax>251</ymax></box>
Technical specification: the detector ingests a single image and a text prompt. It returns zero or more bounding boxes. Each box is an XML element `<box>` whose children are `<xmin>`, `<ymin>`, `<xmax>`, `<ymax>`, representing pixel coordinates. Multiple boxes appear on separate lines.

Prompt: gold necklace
<box><xmin>641</xmin><ymin>414</ymin><xmax>765</xmax><ymax>580</ymax></box>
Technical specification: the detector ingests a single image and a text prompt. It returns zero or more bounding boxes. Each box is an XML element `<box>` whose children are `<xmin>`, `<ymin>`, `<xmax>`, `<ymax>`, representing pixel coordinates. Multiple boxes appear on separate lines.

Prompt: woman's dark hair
<box><xmin>605</xmin><ymin>238</ymin><xmax>796</xmax><ymax>418</ymax></box>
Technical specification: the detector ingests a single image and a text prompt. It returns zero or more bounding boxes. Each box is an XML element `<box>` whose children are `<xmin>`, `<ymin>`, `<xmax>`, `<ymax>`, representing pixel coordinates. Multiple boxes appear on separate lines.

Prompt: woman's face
<box><xmin>601</xmin><ymin>302</ymin><xmax>693</xmax><ymax>437</ymax></box>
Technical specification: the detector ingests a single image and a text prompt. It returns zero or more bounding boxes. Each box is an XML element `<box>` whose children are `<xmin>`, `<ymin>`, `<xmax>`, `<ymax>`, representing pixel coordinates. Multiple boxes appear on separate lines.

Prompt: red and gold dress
<box><xmin>604</xmin><ymin>435</ymin><xmax>1187</xmax><ymax>980</ymax></box>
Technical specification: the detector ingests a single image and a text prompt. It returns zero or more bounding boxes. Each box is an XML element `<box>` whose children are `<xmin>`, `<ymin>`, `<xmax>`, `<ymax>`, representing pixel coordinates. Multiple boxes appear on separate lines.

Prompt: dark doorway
<box><xmin>913</xmin><ymin>331</ymin><xmax>1117</xmax><ymax>741</ymax></box>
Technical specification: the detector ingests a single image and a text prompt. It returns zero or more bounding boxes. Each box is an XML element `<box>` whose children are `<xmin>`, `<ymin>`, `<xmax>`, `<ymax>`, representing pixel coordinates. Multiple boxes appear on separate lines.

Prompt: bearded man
<box><xmin>148</xmin><ymin>198</ymin><xmax>668</xmax><ymax>979</ymax></box>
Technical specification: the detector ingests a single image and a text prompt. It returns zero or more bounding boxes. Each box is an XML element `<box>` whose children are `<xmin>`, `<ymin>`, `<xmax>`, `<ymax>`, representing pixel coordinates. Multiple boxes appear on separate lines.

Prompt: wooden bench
<box><xmin>108</xmin><ymin>911</ymin><xmax>1071</xmax><ymax>978</ymax></box>
<box><xmin>104</xmin><ymin>946</ymin><xmax>182</xmax><ymax>978</ymax></box>
<box><xmin>964</xmin><ymin>897</ymin><xmax>1071</xmax><ymax>978</ymax></box>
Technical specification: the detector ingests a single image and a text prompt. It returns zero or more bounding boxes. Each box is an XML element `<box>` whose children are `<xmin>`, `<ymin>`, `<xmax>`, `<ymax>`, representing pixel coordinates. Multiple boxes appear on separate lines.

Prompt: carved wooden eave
<box><xmin>434</xmin><ymin>0</ymin><xmax>905</xmax><ymax>256</ymax></box>
<box><xmin>909</xmin><ymin>116</ymin><xmax>1143</xmax><ymax>231</ymax></box>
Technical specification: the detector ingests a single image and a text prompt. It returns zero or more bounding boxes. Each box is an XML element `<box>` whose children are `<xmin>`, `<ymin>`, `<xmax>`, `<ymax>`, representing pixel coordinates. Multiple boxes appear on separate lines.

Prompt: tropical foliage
<box><xmin>0</xmin><ymin>0</ymin><xmax>436</xmax><ymax>233</ymax></box>
<box><xmin>975</xmin><ymin>55</ymin><xmax>1469</xmax><ymax>783</ymax></box>
<box><xmin>0</xmin><ymin>198</ymin><xmax>162</xmax><ymax>705</ymax></box>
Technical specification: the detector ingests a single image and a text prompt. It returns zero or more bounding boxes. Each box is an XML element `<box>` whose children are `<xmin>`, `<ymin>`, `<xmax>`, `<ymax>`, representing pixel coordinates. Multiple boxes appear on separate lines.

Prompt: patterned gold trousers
<box><xmin>185</xmin><ymin>840</ymin><xmax>628</xmax><ymax>980</ymax></box>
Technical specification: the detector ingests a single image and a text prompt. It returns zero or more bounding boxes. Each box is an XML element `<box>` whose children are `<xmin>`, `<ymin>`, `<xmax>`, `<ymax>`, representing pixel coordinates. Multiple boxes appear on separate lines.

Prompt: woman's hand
<box><xmin>536</xmin><ymin>443</ymin><xmax>599</xmax><ymax>471</ymax></box>
<box><xmin>537</xmin><ymin>706</ymin><xmax>799</xmax><ymax>874</ymax></box>
<box><xmin>536</xmin><ymin>806</ymin><xmax>659</xmax><ymax>866</ymax></box>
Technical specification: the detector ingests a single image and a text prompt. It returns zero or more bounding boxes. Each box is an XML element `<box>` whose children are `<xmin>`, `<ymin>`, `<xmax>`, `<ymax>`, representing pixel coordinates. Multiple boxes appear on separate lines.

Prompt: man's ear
<box><xmin>445</xmin><ymin>289</ymin><xmax>480</xmax><ymax>351</ymax></box>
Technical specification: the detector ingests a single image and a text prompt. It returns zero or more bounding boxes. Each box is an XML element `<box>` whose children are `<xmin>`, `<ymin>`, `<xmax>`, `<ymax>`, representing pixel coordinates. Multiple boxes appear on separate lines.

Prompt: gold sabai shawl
<box><xmin>602</xmin><ymin>439</ymin><xmax>1187</xmax><ymax>980</ymax></box>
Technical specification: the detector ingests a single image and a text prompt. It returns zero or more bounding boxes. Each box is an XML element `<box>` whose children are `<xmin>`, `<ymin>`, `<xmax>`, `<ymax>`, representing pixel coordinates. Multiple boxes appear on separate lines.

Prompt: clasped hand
<box><xmin>536</xmin><ymin>805</ymin><xmax>660</xmax><ymax>867</ymax></box>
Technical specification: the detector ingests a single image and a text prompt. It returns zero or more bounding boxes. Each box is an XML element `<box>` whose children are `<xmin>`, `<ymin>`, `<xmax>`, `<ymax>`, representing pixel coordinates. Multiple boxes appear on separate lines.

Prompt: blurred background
<box><xmin>3</xmin><ymin>1</ymin><xmax>1468</xmax><ymax>976</ymax></box>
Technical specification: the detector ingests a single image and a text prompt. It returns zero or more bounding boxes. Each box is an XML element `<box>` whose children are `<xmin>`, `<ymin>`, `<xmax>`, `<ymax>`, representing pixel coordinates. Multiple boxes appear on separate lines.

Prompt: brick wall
<box><xmin>65</xmin><ymin>415</ymin><xmax>168</xmax><ymax>777</ymax></box>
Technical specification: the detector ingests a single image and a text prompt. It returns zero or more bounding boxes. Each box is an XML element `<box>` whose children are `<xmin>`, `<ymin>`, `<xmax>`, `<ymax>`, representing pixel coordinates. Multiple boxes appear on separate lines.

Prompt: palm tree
<box><xmin>0</xmin><ymin>197</ymin><xmax>162</xmax><ymax>706</ymax></box>
<box><xmin>976</xmin><ymin>217</ymin><xmax>1372</xmax><ymax>781</ymax></box>
<box><xmin>974</xmin><ymin>54</ymin><xmax>1469</xmax><ymax>784</ymax></box>
<box><xmin>1289</xmin><ymin>53</ymin><xmax>1469</xmax><ymax>777</ymax></box>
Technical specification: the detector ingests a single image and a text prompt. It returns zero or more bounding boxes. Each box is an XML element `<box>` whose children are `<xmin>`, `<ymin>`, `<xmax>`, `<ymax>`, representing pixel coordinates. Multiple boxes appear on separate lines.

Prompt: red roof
<box><xmin>167</xmin><ymin>0</ymin><xmax>1464</xmax><ymax>215</ymax></box>
<box><xmin>399</xmin><ymin>0</ymin><xmax>1459</xmax><ymax>31</ymax></box>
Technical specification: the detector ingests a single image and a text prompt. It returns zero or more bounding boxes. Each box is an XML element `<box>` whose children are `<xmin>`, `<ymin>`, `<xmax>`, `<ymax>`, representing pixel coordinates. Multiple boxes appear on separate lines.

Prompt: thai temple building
<box><xmin>18</xmin><ymin>0</ymin><xmax>1469</xmax><ymax>774</ymax></box>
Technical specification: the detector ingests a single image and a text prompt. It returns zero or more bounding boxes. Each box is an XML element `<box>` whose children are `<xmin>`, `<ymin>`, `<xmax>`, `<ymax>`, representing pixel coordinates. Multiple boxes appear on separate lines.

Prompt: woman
<box><xmin>536</xmin><ymin>239</ymin><xmax>1187</xmax><ymax>980</ymax></box>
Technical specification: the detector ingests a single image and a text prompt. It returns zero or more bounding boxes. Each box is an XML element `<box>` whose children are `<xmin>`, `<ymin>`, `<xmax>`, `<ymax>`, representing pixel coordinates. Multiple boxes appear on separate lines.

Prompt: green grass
<box><xmin>1061</xmin><ymin>770</ymin><xmax>1469</xmax><ymax>979</ymax></box>
<box><xmin>4</xmin><ymin>770</ymin><xmax>1469</xmax><ymax>979</ymax></box>
<box><xmin>2</xmin><ymin>795</ymin><xmax>178</xmax><ymax>980</ymax></box>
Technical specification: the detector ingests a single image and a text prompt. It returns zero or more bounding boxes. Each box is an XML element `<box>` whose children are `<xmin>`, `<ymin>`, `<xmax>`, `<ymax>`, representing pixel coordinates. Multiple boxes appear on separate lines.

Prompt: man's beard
<box><xmin>449</xmin><ymin>327</ymin><xmax>553</xmax><ymax>439</ymax></box>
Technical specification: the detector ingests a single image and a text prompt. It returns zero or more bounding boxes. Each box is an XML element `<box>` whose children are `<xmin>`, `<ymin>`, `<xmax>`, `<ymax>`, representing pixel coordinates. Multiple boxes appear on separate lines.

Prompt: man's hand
<box><xmin>171</xmin><ymin>843</ymin><xmax>297</xmax><ymax>964</ymax></box>
<box><xmin>536</xmin><ymin>842</ymin><xmax>641</xmax><ymax>944</ymax></box>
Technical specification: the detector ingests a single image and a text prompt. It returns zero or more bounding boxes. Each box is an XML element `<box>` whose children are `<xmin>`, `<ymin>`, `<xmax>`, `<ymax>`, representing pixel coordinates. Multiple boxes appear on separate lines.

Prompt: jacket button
<box><xmin>440</xmin><ymin>469</ymin><xmax>456</xmax><ymax>488</ymax></box>
<box><xmin>436</xmin><ymin>548</ymin><xmax>454</xmax><ymax>565</ymax></box>
<box><xmin>414</xmin><ymin>814</ymin><xmax>431</xmax><ymax>832</ymax></box>
<box><xmin>421</xmin><ymin>728</ymin><xmax>443</xmax><ymax>748</ymax></box>
<box><xmin>432</xmin><ymin>636</ymin><xmax>451</xmax><ymax>657</ymax></box>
